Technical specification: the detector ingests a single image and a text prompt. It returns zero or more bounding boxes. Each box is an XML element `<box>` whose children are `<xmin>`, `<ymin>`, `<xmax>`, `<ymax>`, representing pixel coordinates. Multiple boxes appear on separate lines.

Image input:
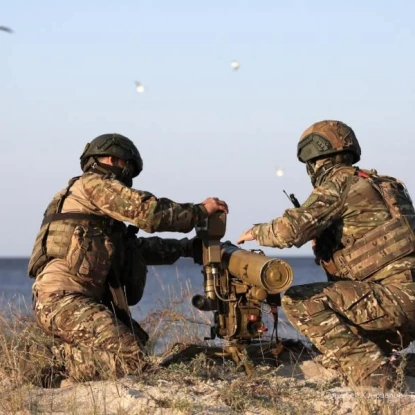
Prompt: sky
<box><xmin>1</xmin><ymin>0</ymin><xmax>415</xmax><ymax>257</ymax></box>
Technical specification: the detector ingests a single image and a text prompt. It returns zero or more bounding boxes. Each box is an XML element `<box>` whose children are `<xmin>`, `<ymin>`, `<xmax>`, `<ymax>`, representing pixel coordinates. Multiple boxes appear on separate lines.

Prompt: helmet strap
<box><xmin>85</xmin><ymin>159</ymin><xmax>133</xmax><ymax>187</ymax></box>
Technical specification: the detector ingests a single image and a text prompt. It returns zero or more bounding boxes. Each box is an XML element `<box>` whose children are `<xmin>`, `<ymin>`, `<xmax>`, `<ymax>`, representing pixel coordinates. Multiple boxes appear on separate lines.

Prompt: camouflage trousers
<box><xmin>282</xmin><ymin>278</ymin><xmax>415</xmax><ymax>383</ymax></box>
<box><xmin>33</xmin><ymin>289</ymin><xmax>147</xmax><ymax>382</ymax></box>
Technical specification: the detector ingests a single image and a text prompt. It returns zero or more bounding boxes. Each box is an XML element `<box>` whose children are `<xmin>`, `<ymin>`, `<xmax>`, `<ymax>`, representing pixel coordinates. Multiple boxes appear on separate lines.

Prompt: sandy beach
<box><xmin>2</xmin><ymin>350</ymin><xmax>415</xmax><ymax>415</ymax></box>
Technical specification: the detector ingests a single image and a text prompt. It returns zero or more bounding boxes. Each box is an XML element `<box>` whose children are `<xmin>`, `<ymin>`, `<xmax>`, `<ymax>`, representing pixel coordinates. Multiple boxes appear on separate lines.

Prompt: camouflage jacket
<box><xmin>32</xmin><ymin>172</ymin><xmax>207</xmax><ymax>297</ymax></box>
<box><xmin>78</xmin><ymin>172</ymin><xmax>207</xmax><ymax>233</ymax></box>
<box><xmin>252</xmin><ymin>165</ymin><xmax>415</xmax><ymax>282</ymax></box>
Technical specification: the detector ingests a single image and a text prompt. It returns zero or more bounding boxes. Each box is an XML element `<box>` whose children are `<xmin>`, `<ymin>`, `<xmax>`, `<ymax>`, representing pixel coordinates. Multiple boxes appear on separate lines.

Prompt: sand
<box><xmin>2</xmin><ymin>358</ymin><xmax>415</xmax><ymax>415</ymax></box>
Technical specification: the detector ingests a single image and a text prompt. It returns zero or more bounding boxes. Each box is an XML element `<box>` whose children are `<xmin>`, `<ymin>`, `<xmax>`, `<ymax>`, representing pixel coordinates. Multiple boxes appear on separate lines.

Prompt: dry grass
<box><xmin>137</xmin><ymin>266</ymin><xmax>215</xmax><ymax>355</ymax></box>
<box><xmin>0</xmin><ymin>275</ymin><xmax>415</xmax><ymax>414</ymax></box>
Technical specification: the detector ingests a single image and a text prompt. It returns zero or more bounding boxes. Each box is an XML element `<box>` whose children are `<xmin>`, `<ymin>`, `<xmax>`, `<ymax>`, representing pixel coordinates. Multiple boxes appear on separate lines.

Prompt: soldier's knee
<box><xmin>282</xmin><ymin>287</ymin><xmax>309</xmax><ymax>314</ymax></box>
<box><xmin>283</xmin><ymin>286</ymin><xmax>303</xmax><ymax>301</ymax></box>
<box><xmin>283</xmin><ymin>282</ymin><xmax>328</xmax><ymax>302</ymax></box>
<box><xmin>61</xmin><ymin>341</ymin><xmax>147</xmax><ymax>381</ymax></box>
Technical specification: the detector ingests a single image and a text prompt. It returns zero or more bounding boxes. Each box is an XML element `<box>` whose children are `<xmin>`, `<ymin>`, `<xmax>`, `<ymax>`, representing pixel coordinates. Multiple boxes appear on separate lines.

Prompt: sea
<box><xmin>0</xmin><ymin>257</ymin><xmax>326</xmax><ymax>351</ymax></box>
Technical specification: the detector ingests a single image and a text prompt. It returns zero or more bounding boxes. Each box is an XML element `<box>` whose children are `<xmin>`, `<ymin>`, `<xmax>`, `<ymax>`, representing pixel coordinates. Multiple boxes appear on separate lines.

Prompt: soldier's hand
<box><xmin>202</xmin><ymin>197</ymin><xmax>229</xmax><ymax>215</ymax></box>
<box><xmin>237</xmin><ymin>228</ymin><xmax>256</xmax><ymax>244</ymax></box>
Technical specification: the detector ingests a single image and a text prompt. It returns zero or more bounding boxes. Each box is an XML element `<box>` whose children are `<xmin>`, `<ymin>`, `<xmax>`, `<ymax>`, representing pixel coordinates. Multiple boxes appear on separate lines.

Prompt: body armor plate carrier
<box><xmin>323</xmin><ymin>170</ymin><xmax>415</xmax><ymax>280</ymax></box>
<box><xmin>28</xmin><ymin>177</ymin><xmax>122</xmax><ymax>279</ymax></box>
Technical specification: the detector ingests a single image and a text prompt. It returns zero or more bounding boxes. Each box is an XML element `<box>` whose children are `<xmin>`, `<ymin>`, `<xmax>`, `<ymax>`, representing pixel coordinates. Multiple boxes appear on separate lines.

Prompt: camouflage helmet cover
<box><xmin>80</xmin><ymin>133</ymin><xmax>143</xmax><ymax>177</ymax></box>
<box><xmin>297</xmin><ymin>120</ymin><xmax>361</xmax><ymax>164</ymax></box>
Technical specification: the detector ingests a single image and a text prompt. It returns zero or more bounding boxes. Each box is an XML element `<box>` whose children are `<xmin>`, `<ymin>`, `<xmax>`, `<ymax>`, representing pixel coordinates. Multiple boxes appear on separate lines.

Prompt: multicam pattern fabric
<box><xmin>252</xmin><ymin>164</ymin><xmax>415</xmax><ymax>382</ymax></box>
<box><xmin>31</xmin><ymin>172</ymin><xmax>204</xmax><ymax>380</ymax></box>
<box><xmin>252</xmin><ymin>165</ymin><xmax>415</xmax><ymax>282</ymax></box>
<box><xmin>81</xmin><ymin>172</ymin><xmax>207</xmax><ymax>233</ymax></box>
<box><xmin>33</xmin><ymin>173</ymin><xmax>204</xmax><ymax>296</ymax></box>
<box><xmin>33</xmin><ymin>289</ymin><xmax>147</xmax><ymax>381</ymax></box>
<box><xmin>282</xmin><ymin>278</ymin><xmax>415</xmax><ymax>383</ymax></box>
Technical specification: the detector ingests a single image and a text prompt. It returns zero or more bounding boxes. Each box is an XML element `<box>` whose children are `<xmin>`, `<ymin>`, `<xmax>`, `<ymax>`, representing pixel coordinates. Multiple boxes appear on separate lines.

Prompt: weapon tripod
<box><xmin>159</xmin><ymin>339</ymin><xmax>303</xmax><ymax>375</ymax></box>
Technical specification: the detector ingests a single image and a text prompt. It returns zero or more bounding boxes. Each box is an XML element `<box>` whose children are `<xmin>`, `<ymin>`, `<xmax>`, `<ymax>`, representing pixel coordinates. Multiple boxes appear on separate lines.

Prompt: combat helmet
<box><xmin>297</xmin><ymin>120</ymin><xmax>361</xmax><ymax>164</ymax></box>
<box><xmin>80</xmin><ymin>134</ymin><xmax>143</xmax><ymax>184</ymax></box>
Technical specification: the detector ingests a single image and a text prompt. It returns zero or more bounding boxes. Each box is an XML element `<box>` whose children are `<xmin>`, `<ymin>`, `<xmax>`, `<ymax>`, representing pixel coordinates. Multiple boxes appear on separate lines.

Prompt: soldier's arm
<box><xmin>135</xmin><ymin>236</ymin><xmax>191</xmax><ymax>265</ymax></box>
<box><xmin>252</xmin><ymin>180</ymin><xmax>347</xmax><ymax>248</ymax></box>
<box><xmin>81</xmin><ymin>174</ymin><xmax>207</xmax><ymax>233</ymax></box>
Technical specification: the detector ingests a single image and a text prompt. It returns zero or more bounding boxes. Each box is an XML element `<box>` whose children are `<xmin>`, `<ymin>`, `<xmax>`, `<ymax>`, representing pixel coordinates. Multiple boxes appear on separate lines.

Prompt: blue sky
<box><xmin>1</xmin><ymin>0</ymin><xmax>414</xmax><ymax>256</ymax></box>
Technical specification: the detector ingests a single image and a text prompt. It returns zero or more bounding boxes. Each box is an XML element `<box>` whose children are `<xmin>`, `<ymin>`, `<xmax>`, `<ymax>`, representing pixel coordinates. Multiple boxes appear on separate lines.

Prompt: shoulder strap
<box><xmin>55</xmin><ymin>176</ymin><xmax>81</xmax><ymax>214</ymax></box>
<box><xmin>355</xmin><ymin>169</ymin><xmax>399</xmax><ymax>216</ymax></box>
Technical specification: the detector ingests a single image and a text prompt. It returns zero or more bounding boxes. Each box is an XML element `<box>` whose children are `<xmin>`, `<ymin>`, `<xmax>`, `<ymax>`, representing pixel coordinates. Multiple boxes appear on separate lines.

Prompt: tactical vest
<box><xmin>320</xmin><ymin>169</ymin><xmax>415</xmax><ymax>280</ymax></box>
<box><xmin>29</xmin><ymin>176</ymin><xmax>149</xmax><ymax>304</ymax></box>
<box><xmin>28</xmin><ymin>177</ymin><xmax>124</xmax><ymax>280</ymax></box>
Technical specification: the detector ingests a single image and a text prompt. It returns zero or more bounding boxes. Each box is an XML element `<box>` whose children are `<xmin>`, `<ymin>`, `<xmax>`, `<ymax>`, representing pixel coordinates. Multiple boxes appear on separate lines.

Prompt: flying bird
<box><xmin>0</xmin><ymin>25</ymin><xmax>13</xmax><ymax>34</ymax></box>
<box><xmin>134</xmin><ymin>81</ymin><xmax>145</xmax><ymax>93</ymax></box>
<box><xmin>231</xmin><ymin>60</ymin><xmax>240</xmax><ymax>71</ymax></box>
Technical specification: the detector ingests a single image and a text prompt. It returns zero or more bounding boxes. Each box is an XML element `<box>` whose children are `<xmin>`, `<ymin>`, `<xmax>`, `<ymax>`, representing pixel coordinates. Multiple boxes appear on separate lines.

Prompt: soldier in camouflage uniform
<box><xmin>237</xmin><ymin>120</ymin><xmax>415</xmax><ymax>388</ymax></box>
<box><xmin>28</xmin><ymin>133</ymin><xmax>228</xmax><ymax>381</ymax></box>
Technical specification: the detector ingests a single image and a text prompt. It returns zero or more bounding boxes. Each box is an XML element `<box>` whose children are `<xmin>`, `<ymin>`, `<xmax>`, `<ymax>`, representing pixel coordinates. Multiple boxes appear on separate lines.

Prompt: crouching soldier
<box><xmin>28</xmin><ymin>133</ymin><xmax>228</xmax><ymax>381</ymax></box>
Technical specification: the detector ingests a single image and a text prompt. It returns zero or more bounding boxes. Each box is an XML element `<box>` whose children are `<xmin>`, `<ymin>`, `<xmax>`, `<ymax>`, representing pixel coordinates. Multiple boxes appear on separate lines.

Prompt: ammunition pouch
<box><xmin>328</xmin><ymin>216</ymin><xmax>415</xmax><ymax>280</ymax></box>
<box><xmin>28</xmin><ymin>212</ymin><xmax>121</xmax><ymax>279</ymax></box>
<box><xmin>65</xmin><ymin>224</ymin><xmax>114</xmax><ymax>284</ymax></box>
<box><xmin>28</xmin><ymin>176</ymin><xmax>121</xmax><ymax>279</ymax></box>
<box><xmin>318</xmin><ymin>258</ymin><xmax>339</xmax><ymax>277</ymax></box>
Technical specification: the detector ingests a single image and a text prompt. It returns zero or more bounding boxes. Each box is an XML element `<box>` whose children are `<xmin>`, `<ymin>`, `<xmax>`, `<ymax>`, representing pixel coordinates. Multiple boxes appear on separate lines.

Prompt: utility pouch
<box><xmin>65</xmin><ymin>224</ymin><xmax>114</xmax><ymax>283</ymax></box>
